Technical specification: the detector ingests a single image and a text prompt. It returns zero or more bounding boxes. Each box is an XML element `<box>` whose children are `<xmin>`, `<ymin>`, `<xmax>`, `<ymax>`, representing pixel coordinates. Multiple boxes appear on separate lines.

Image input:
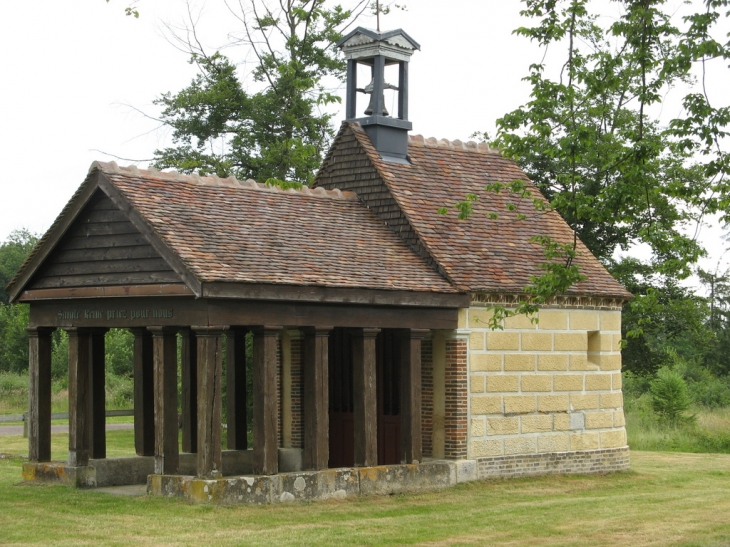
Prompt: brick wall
<box><xmin>477</xmin><ymin>447</ymin><xmax>630</xmax><ymax>478</ymax></box>
<box><xmin>277</xmin><ymin>336</ymin><xmax>282</xmax><ymax>448</ymax></box>
<box><xmin>466</xmin><ymin>307</ymin><xmax>627</xmax><ymax>459</ymax></box>
<box><xmin>421</xmin><ymin>339</ymin><xmax>433</xmax><ymax>458</ymax></box>
<box><xmin>444</xmin><ymin>338</ymin><xmax>468</xmax><ymax>459</ymax></box>
<box><xmin>290</xmin><ymin>337</ymin><xmax>303</xmax><ymax>449</ymax></box>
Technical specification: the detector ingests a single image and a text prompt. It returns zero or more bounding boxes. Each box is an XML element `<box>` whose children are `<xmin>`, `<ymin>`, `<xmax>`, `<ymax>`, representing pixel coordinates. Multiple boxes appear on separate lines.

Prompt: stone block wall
<box><xmin>463</xmin><ymin>306</ymin><xmax>627</xmax><ymax>460</ymax></box>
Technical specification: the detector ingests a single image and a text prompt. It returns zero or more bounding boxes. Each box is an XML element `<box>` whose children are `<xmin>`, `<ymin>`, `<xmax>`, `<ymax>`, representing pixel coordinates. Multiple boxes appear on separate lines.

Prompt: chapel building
<box><xmin>7</xmin><ymin>28</ymin><xmax>631</xmax><ymax>502</ymax></box>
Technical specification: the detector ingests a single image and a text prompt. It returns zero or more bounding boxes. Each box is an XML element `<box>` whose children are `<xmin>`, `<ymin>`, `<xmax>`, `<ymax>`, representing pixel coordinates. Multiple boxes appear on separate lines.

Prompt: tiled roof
<box><xmin>97</xmin><ymin>162</ymin><xmax>457</xmax><ymax>293</ymax></box>
<box><xmin>318</xmin><ymin>123</ymin><xmax>631</xmax><ymax>299</ymax></box>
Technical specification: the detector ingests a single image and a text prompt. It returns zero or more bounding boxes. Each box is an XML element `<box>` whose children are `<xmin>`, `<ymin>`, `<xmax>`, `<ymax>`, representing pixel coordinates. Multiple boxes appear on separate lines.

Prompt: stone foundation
<box><xmin>148</xmin><ymin>460</ymin><xmax>459</xmax><ymax>504</ymax></box>
<box><xmin>21</xmin><ymin>448</ymin><xmax>304</xmax><ymax>488</ymax></box>
<box><xmin>476</xmin><ymin>446</ymin><xmax>629</xmax><ymax>479</ymax></box>
<box><xmin>22</xmin><ymin>447</ymin><xmax>630</xmax><ymax>501</ymax></box>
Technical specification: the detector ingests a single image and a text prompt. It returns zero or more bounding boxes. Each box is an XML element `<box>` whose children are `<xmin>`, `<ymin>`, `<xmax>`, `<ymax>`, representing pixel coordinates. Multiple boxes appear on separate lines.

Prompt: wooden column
<box><xmin>352</xmin><ymin>328</ymin><xmax>380</xmax><ymax>467</ymax></box>
<box><xmin>226</xmin><ymin>327</ymin><xmax>248</xmax><ymax>450</ymax></box>
<box><xmin>252</xmin><ymin>326</ymin><xmax>281</xmax><ymax>475</ymax></box>
<box><xmin>88</xmin><ymin>329</ymin><xmax>108</xmax><ymax>459</ymax></box>
<box><xmin>400</xmin><ymin>329</ymin><xmax>429</xmax><ymax>464</ymax></box>
<box><xmin>180</xmin><ymin>329</ymin><xmax>197</xmax><ymax>453</ymax></box>
<box><xmin>67</xmin><ymin>328</ymin><xmax>91</xmax><ymax>467</ymax></box>
<box><xmin>194</xmin><ymin>326</ymin><xmax>227</xmax><ymax>478</ymax></box>
<box><xmin>303</xmin><ymin>327</ymin><xmax>332</xmax><ymax>470</ymax></box>
<box><xmin>149</xmin><ymin>327</ymin><xmax>178</xmax><ymax>475</ymax></box>
<box><xmin>26</xmin><ymin>327</ymin><xmax>54</xmax><ymax>462</ymax></box>
<box><xmin>130</xmin><ymin>328</ymin><xmax>154</xmax><ymax>456</ymax></box>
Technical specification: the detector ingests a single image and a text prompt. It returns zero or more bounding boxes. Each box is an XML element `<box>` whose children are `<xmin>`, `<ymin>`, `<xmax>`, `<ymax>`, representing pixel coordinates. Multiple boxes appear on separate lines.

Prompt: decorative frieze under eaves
<box><xmin>469</xmin><ymin>292</ymin><xmax>626</xmax><ymax>311</ymax></box>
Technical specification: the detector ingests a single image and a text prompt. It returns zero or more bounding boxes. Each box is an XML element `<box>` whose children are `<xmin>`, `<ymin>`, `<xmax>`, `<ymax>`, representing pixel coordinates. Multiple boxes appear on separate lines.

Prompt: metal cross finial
<box><xmin>376</xmin><ymin>0</ymin><xmax>380</xmax><ymax>32</ymax></box>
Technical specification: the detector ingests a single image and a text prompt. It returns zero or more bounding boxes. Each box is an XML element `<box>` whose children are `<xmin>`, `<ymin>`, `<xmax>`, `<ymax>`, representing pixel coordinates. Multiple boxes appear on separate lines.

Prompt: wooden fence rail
<box><xmin>0</xmin><ymin>410</ymin><xmax>134</xmax><ymax>437</ymax></box>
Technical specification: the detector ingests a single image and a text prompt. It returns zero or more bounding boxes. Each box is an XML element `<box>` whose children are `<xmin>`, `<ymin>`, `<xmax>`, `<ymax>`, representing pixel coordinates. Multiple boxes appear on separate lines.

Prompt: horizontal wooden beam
<box><xmin>29</xmin><ymin>297</ymin><xmax>460</xmax><ymax>331</ymax></box>
<box><xmin>202</xmin><ymin>282</ymin><xmax>469</xmax><ymax>309</ymax></box>
<box><xmin>18</xmin><ymin>284</ymin><xmax>193</xmax><ymax>301</ymax></box>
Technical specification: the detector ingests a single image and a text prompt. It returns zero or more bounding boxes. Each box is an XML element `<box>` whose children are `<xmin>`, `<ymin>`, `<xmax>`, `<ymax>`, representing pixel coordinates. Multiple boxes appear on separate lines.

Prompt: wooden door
<box><xmin>328</xmin><ymin>328</ymin><xmax>354</xmax><ymax>468</ymax></box>
<box><xmin>377</xmin><ymin>330</ymin><xmax>401</xmax><ymax>465</ymax></box>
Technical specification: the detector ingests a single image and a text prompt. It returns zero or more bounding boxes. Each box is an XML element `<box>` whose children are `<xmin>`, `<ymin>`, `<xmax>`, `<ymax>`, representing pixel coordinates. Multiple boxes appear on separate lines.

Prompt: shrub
<box><xmin>51</xmin><ymin>329</ymin><xmax>69</xmax><ymax>382</ymax></box>
<box><xmin>106</xmin><ymin>328</ymin><xmax>134</xmax><ymax>377</ymax></box>
<box><xmin>106</xmin><ymin>373</ymin><xmax>134</xmax><ymax>409</ymax></box>
<box><xmin>650</xmin><ymin>367</ymin><xmax>695</xmax><ymax>426</ymax></box>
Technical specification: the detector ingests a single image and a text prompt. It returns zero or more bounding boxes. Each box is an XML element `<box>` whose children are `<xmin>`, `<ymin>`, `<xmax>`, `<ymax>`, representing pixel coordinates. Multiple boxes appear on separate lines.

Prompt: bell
<box><xmin>365</xmin><ymin>93</ymin><xmax>389</xmax><ymax>116</ymax></box>
<box><xmin>358</xmin><ymin>78</ymin><xmax>398</xmax><ymax>117</ymax></box>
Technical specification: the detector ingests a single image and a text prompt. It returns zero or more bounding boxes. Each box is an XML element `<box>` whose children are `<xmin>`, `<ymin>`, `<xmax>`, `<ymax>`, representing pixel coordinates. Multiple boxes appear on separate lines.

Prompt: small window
<box><xmin>587</xmin><ymin>331</ymin><xmax>600</xmax><ymax>368</ymax></box>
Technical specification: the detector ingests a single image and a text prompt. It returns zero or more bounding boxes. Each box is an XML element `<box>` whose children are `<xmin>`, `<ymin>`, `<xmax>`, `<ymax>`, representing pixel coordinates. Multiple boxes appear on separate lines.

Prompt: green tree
<box><xmin>697</xmin><ymin>262</ymin><xmax>730</xmax><ymax>374</ymax></box>
<box><xmin>0</xmin><ymin>230</ymin><xmax>38</xmax><ymax>374</ymax></box>
<box><xmin>442</xmin><ymin>0</ymin><xmax>730</xmax><ymax>335</ymax></box>
<box><xmin>0</xmin><ymin>303</ymin><xmax>30</xmax><ymax>374</ymax></box>
<box><xmin>613</xmin><ymin>258</ymin><xmax>715</xmax><ymax>375</ymax></box>
<box><xmin>106</xmin><ymin>328</ymin><xmax>134</xmax><ymax>377</ymax></box>
<box><xmin>0</xmin><ymin>229</ymin><xmax>38</xmax><ymax>305</ymax></box>
<box><xmin>104</xmin><ymin>0</ymin><xmax>140</xmax><ymax>18</ymax></box>
<box><xmin>153</xmin><ymin>0</ymin><xmax>365</xmax><ymax>186</ymax></box>
<box><xmin>492</xmin><ymin>0</ymin><xmax>720</xmax><ymax>272</ymax></box>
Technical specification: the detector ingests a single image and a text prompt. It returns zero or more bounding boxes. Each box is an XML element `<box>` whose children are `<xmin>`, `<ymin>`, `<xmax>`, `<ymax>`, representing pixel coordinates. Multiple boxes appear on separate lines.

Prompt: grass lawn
<box><xmin>1</xmin><ymin>432</ymin><xmax>730</xmax><ymax>546</ymax></box>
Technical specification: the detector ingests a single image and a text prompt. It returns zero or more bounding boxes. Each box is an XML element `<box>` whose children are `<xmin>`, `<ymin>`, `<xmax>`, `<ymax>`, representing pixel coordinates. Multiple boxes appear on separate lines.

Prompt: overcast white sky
<box><xmin>0</xmin><ymin>0</ymin><xmax>726</xmax><ymax>283</ymax></box>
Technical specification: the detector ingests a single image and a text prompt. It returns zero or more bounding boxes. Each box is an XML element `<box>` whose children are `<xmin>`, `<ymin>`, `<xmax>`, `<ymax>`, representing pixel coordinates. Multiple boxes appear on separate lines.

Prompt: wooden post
<box><xmin>26</xmin><ymin>327</ymin><xmax>54</xmax><ymax>462</ymax></box>
<box><xmin>252</xmin><ymin>326</ymin><xmax>281</xmax><ymax>475</ymax></box>
<box><xmin>180</xmin><ymin>329</ymin><xmax>198</xmax><ymax>453</ymax></box>
<box><xmin>130</xmin><ymin>328</ymin><xmax>154</xmax><ymax>457</ymax></box>
<box><xmin>194</xmin><ymin>326</ymin><xmax>227</xmax><ymax>478</ymax></box>
<box><xmin>303</xmin><ymin>327</ymin><xmax>332</xmax><ymax>470</ymax></box>
<box><xmin>149</xmin><ymin>327</ymin><xmax>178</xmax><ymax>475</ymax></box>
<box><xmin>88</xmin><ymin>329</ymin><xmax>108</xmax><ymax>460</ymax></box>
<box><xmin>67</xmin><ymin>328</ymin><xmax>91</xmax><ymax>467</ymax></box>
<box><xmin>400</xmin><ymin>329</ymin><xmax>429</xmax><ymax>464</ymax></box>
<box><xmin>226</xmin><ymin>327</ymin><xmax>248</xmax><ymax>450</ymax></box>
<box><xmin>352</xmin><ymin>328</ymin><xmax>380</xmax><ymax>467</ymax></box>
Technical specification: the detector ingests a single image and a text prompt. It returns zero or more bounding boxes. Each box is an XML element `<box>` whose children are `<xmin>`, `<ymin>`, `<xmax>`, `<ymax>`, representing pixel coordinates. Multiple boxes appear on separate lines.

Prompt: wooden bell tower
<box><xmin>337</xmin><ymin>27</ymin><xmax>420</xmax><ymax>162</ymax></box>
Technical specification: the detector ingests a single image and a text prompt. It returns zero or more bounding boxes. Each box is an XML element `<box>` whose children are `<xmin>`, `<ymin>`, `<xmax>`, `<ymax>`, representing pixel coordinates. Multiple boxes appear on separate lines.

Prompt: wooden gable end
<box><xmin>27</xmin><ymin>189</ymin><xmax>182</xmax><ymax>290</ymax></box>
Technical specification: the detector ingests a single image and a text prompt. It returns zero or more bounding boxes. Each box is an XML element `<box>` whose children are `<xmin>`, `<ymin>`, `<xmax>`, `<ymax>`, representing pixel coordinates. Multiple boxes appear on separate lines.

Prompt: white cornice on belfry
<box><xmin>337</xmin><ymin>27</ymin><xmax>420</xmax><ymax>63</ymax></box>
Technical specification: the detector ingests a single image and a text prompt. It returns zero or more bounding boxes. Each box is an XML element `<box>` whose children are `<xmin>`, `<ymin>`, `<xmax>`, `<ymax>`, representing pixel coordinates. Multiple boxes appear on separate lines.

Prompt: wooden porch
<box><xmin>24</xmin><ymin>295</ymin><xmax>460</xmax><ymax>481</ymax></box>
